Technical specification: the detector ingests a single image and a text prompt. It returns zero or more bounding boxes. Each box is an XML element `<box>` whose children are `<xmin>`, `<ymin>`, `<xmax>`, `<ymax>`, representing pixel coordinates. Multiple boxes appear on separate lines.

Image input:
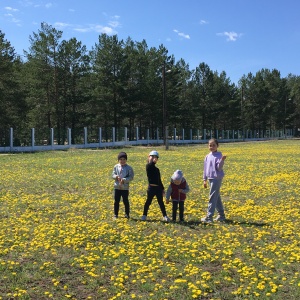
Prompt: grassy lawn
<box><xmin>0</xmin><ymin>140</ymin><xmax>300</xmax><ymax>299</ymax></box>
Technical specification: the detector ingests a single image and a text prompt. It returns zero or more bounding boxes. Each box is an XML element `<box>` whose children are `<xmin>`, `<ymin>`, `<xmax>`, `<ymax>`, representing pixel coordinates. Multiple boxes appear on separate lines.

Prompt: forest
<box><xmin>1</xmin><ymin>22</ymin><xmax>300</xmax><ymax>146</ymax></box>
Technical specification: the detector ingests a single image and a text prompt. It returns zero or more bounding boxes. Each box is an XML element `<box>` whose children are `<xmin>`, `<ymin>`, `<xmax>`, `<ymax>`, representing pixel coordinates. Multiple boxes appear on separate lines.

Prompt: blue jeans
<box><xmin>206</xmin><ymin>178</ymin><xmax>225</xmax><ymax>219</ymax></box>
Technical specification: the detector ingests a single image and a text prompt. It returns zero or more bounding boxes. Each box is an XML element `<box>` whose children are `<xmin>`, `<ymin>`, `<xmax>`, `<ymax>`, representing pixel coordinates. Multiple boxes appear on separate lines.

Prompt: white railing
<box><xmin>0</xmin><ymin>127</ymin><xmax>294</xmax><ymax>153</ymax></box>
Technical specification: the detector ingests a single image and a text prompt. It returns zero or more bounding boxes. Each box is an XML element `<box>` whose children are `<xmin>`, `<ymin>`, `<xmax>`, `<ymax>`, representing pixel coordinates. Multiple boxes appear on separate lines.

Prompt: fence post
<box><xmin>136</xmin><ymin>127</ymin><xmax>139</xmax><ymax>143</ymax></box>
<box><xmin>50</xmin><ymin>128</ymin><xmax>54</xmax><ymax>147</ymax></box>
<box><xmin>165</xmin><ymin>126</ymin><xmax>169</xmax><ymax>150</ymax></box>
<box><xmin>112</xmin><ymin>127</ymin><xmax>115</xmax><ymax>145</ymax></box>
<box><xmin>125</xmin><ymin>127</ymin><xmax>128</xmax><ymax>145</ymax></box>
<box><xmin>190</xmin><ymin>129</ymin><xmax>192</xmax><ymax>141</ymax></box>
<box><xmin>147</xmin><ymin>128</ymin><xmax>149</xmax><ymax>144</ymax></box>
<box><xmin>31</xmin><ymin>128</ymin><xmax>35</xmax><ymax>150</ymax></box>
<box><xmin>10</xmin><ymin>127</ymin><xmax>13</xmax><ymax>152</ymax></box>
<box><xmin>68</xmin><ymin>128</ymin><xmax>72</xmax><ymax>145</ymax></box>
<box><xmin>99</xmin><ymin>127</ymin><xmax>102</xmax><ymax>147</ymax></box>
<box><xmin>84</xmin><ymin>127</ymin><xmax>88</xmax><ymax>147</ymax></box>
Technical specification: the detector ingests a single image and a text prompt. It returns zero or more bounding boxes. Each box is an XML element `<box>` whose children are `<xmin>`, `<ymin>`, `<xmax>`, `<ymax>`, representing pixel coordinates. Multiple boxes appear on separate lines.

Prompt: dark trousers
<box><xmin>143</xmin><ymin>186</ymin><xmax>167</xmax><ymax>217</ymax></box>
<box><xmin>172</xmin><ymin>201</ymin><xmax>185</xmax><ymax>221</ymax></box>
<box><xmin>114</xmin><ymin>189</ymin><xmax>130</xmax><ymax>217</ymax></box>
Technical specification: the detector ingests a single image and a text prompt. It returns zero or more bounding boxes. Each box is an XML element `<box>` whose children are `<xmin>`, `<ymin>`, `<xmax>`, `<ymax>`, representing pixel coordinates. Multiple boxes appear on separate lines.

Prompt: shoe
<box><xmin>201</xmin><ymin>217</ymin><xmax>213</xmax><ymax>223</ymax></box>
<box><xmin>113</xmin><ymin>215</ymin><xmax>118</xmax><ymax>220</ymax></box>
<box><xmin>125</xmin><ymin>214</ymin><xmax>130</xmax><ymax>219</ymax></box>
<box><xmin>215</xmin><ymin>215</ymin><xmax>226</xmax><ymax>222</ymax></box>
<box><xmin>141</xmin><ymin>215</ymin><xmax>147</xmax><ymax>221</ymax></box>
<box><xmin>163</xmin><ymin>216</ymin><xmax>171</xmax><ymax>222</ymax></box>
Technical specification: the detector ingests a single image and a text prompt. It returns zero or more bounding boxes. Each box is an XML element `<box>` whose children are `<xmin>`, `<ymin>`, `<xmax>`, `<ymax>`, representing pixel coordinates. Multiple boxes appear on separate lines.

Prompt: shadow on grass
<box><xmin>128</xmin><ymin>217</ymin><xmax>269</xmax><ymax>228</ymax></box>
<box><xmin>129</xmin><ymin>217</ymin><xmax>172</xmax><ymax>224</ymax></box>
<box><xmin>178</xmin><ymin>219</ymin><xmax>269</xmax><ymax>228</ymax></box>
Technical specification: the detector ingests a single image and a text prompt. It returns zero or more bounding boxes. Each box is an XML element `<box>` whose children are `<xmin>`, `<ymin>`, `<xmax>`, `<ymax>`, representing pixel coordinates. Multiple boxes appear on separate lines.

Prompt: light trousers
<box><xmin>206</xmin><ymin>178</ymin><xmax>225</xmax><ymax>219</ymax></box>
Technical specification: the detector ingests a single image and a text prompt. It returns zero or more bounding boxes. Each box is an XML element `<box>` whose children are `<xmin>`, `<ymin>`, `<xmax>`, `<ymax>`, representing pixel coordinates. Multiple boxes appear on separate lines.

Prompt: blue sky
<box><xmin>1</xmin><ymin>0</ymin><xmax>299</xmax><ymax>84</ymax></box>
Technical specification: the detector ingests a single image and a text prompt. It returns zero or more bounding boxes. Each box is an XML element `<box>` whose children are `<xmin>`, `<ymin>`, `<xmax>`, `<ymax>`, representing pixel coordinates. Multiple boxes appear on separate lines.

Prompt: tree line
<box><xmin>1</xmin><ymin>22</ymin><xmax>300</xmax><ymax>146</ymax></box>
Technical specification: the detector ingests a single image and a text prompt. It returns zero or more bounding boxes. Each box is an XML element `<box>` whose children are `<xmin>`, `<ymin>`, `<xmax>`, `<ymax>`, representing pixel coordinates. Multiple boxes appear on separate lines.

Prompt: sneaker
<box><xmin>215</xmin><ymin>215</ymin><xmax>226</xmax><ymax>222</ymax></box>
<box><xmin>141</xmin><ymin>215</ymin><xmax>147</xmax><ymax>221</ymax></box>
<box><xmin>113</xmin><ymin>215</ymin><xmax>118</xmax><ymax>220</ymax></box>
<box><xmin>201</xmin><ymin>217</ymin><xmax>213</xmax><ymax>223</ymax></box>
<box><xmin>125</xmin><ymin>214</ymin><xmax>130</xmax><ymax>219</ymax></box>
<box><xmin>163</xmin><ymin>216</ymin><xmax>171</xmax><ymax>222</ymax></box>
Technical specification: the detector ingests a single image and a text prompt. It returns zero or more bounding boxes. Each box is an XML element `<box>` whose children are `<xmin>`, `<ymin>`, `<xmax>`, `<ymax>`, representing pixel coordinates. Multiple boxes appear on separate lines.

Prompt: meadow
<box><xmin>0</xmin><ymin>140</ymin><xmax>300</xmax><ymax>300</ymax></box>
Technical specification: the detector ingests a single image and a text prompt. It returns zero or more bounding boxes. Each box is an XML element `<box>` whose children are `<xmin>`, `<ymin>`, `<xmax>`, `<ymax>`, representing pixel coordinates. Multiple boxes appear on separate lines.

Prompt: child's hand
<box><xmin>203</xmin><ymin>181</ymin><xmax>207</xmax><ymax>188</ymax></box>
<box><xmin>222</xmin><ymin>155</ymin><xmax>227</xmax><ymax>161</ymax></box>
<box><xmin>166</xmin><ymin>199</ymin><xmax>170</xmax><ymax>204</ymax></box>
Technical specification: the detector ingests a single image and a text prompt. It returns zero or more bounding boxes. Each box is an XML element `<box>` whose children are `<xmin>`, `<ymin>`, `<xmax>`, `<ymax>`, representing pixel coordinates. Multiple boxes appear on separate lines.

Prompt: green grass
<box><xmin>0</xmin><ymin>141</ymin><xmax>300</xmax><ymax>299</ymax></box>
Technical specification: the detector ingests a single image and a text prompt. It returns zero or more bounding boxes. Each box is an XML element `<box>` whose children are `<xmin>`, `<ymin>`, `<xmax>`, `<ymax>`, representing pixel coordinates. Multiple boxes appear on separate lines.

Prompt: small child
<box><xmin>201</xmin><ymin>138</ymin><xmax>227</xmax><ymax>223</ymax></box>
<box><xmin>141</xmin><ymin>150</ymin><xmax>171</xmax><ymax>222</ymax></box>
<box><xmin>112</xmin><ymin>152</ymin><xmax>134</xmax><ymax>219</ymax></box>
<box><xmin>166</xmin><ymin>170</ymin><xmax>190</xmax><ymax>222</ymax></box>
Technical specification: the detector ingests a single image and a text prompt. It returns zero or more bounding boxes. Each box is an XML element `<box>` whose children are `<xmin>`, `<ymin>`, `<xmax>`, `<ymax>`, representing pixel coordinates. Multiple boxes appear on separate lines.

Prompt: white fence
<box><xmin>0</xmin><ymin>127</ymin><xmax>294</xmax><ymax>153</ymax></box>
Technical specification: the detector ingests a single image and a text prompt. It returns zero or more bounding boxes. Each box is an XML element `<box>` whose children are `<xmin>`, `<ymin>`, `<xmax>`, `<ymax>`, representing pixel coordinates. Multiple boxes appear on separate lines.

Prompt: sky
<box><xmin>1</xmin><ymin>0</ymin><xmax>300</xmax><ymax>84</ymax></box>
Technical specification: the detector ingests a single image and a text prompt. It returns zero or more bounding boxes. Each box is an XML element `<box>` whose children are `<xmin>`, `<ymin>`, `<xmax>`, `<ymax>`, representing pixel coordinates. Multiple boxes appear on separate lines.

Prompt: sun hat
<box><xmin>171</xmin><ymin>170</ymin><xmax>183</xmax><ymax>181</ymax></box>
<box><xmin>149</xmin><ymin>150</ymin><xmax>159</xmax><ymax>158</ymax></box>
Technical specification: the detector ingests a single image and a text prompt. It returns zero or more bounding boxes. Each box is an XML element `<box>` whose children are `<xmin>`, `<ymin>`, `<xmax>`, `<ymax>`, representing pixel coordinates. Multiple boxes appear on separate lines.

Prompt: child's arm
<box><xmin>112</xmin><ymin>165</ymin><xmax>119</xmax><ymax>180</ymax></box>
<box><xmin>165</xmin><ymin>184</ymin><xmax>172</xmax><ymax>203</ymax></box>
<box><xmin>203</xmin><ymin>156</ymin><xmax>208</xmax><ymax>185</ymax></box>
<box><xmin>216</xmin><ymin>154</ymin><xmax>227</xmax><ymax>171</ymax></box>
<box><xmin>123</xmin><ymin>165</ymin><xmax>134</xmax><ymax>183</ymax></box>
<box><xmin>179</xmin><ymin>181</ymin><xmax>190</xmax><ymax>194</ymax></box>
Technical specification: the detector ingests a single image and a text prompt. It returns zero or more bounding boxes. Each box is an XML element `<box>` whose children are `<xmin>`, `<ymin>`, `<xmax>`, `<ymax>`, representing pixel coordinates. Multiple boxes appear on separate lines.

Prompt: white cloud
<box><xmin>45</xmin><ymin>3</ymin><xmax>53</xmax><ymax>9</ymax></box>
<box><xmin>217</xmin><ymin>31</ymin><xmax>242</xmax><ymax>41</ymax></box>
<box><xmin>108</xmin><ymin>21</ymin><xmax>120</xmax><ymax>28</ymax></box>
<box><xmin>4</xmin><ymin>7</ymin><xmax>19</xmax><ymax>12</ymax></box>
<box><xmin>53</xmin><ymin>13</ymin><xmax>120</xmax><ymax>35</ymax></box>
<box><xmin>53</xmin><ymin>22</ymin><xmax>71</xmax><ymax>29</ymax></box>
<box><xmin>4</xmin><ymin>7</ymin><xmax>21</xmax><ymax>25</ymax></box>
<box><xmin>108</xmin><ymin>15</ymin><xmax>121</xmax><ymax>28</ymax></box>
<box><xmin>74</xmin><ymin>25</ymin><xmax>117</xmax><ymax>35</ymax></box>
<box><xmin>173</xmin><ymin>29</ymin><xmax>190</xmax><ymax>39</ymax></box>
<box><xmin>99</xmin><ymin>26</ymin><xmax>116</xmax><ymax>35</ymax></box>
<box><xmin>200</xmin><ymin>19</ymin><xmax>208</xmax><ymax>25</ymax></box>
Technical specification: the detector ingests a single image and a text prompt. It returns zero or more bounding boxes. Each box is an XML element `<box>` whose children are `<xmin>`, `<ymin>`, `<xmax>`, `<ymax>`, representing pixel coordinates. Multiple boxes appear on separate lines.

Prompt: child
<box><xmin>112</xmin><ymin>152</ymin><xmax>134</xmax><ymax>219</ymax></box>
<box><xmin>201</xmin><ymin>138</ymin><xmax>227</xmax><ymax>223</ymax></box>
<box><xmin>166</xmin><ymin>170</ymin><xmax>190</xmax><ymax>222</ymax></box>
<box><xmin>141</xmin><ymin>150</ymin><xmax>170</xmax><ymax>222</ymax></box>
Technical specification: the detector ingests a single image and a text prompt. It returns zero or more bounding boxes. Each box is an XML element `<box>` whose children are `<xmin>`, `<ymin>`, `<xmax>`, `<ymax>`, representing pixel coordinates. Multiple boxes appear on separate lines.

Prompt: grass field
<box><xmin>0</xmin><ymin>140</ymin><xmax>300</xmax><ymax>300</ymax></box>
